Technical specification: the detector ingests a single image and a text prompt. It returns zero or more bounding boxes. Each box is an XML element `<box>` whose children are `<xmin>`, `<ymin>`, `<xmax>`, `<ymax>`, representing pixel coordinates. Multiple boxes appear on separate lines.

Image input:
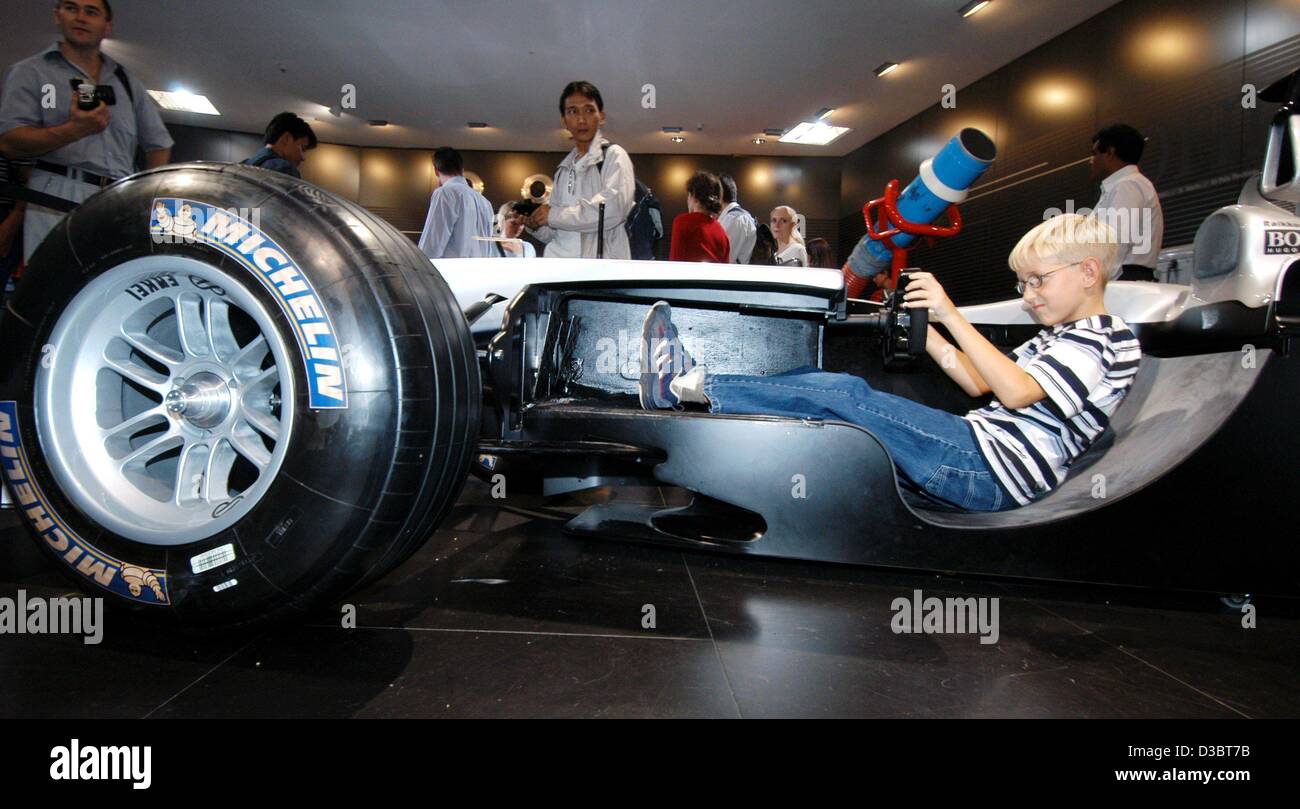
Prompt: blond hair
<box><xmin>1009</xmin><ymin>213</ymin><xmax>1120</xmax><ymax>281</ymax></box>
<box><xmin>772</xmin><ymin>205</ymin><xmax>804</xmax><ymax>245</ymax></box>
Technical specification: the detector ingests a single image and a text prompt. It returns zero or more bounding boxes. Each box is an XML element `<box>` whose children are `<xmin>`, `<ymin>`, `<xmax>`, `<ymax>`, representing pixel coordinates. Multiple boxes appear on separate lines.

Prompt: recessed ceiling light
<box><xmin>874</xmin><ymin>61</ymin><xmax>900</xmax><ymax>77</ymax></box>
<box><xmin>763</xmin><ymin>128</ymin><xmax>784</xmax><ymax>137</ymax></box>
<box><xmin>467</xmin><ymin>121</ymin><xmax>489</xmax><ymax>128</ymax></box>
<box><xmin>670</xmin><ymin>136</ymin><xmax>685</xmax><ymax>143</ymax></box>
<box><xmin>367</xmin><ymin>119</ymin><xmax>389</xmax><ymax>127</ymax></box>
<box><xmin>662</xmin><ymin>126</ymin><xmax>684</xmax><ymax>133</ymax></box>
<box><xmin>752</xmin><ymin>137</ymin><xmax>767</xmax><ymax>145</ymax></box>
<box><xmin>147</xmin><ymin>89</ymin><xmax>220</xmax><ymax>115</ymax></box>
<box><xmin>779</xmin><ymin>121</ymin><xmax>850</xmax><ymax>146</ymax></box>
<box><xmin>958</xmin><ymin>0</ymin><xmax>991</xmax><ymax>17</ymax></box>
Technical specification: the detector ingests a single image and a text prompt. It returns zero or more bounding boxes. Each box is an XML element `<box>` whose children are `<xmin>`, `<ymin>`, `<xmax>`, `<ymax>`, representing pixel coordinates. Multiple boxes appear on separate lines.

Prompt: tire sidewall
<box><xmin>1</xmin><ymin>166</ymin><xmax>433</xmax><ymax>625</ymax></box>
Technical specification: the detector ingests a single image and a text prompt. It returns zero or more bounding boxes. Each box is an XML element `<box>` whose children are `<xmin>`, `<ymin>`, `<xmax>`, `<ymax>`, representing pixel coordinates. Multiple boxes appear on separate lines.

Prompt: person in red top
<box><xmin>669</xmin><ymin>172</ymin><xmax>730</xmax><ymax>262</ymax></box>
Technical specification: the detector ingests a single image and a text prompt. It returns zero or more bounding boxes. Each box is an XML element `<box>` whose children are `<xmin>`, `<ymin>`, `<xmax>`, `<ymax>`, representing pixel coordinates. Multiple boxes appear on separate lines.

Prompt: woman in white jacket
<box><xmin>770</xmin><ymin>205</ymin><xmax>808</xmax><ymax>267</ymax></box>
<box><xmin>525</xmin><ymin>81</ymin><xmax>636</xmax><ymax>259</ymax></box>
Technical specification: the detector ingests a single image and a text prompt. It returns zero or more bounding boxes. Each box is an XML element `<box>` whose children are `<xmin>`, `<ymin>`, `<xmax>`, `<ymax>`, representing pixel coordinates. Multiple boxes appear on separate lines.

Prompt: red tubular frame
<box><xmin>842</xmin><ymin>178</ymin><xmax>964</xmax><ymax>299</ymax></box>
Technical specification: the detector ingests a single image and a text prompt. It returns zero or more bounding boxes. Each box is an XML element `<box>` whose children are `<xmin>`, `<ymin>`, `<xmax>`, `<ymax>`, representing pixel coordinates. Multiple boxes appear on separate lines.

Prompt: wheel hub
<box><xmin>165</xmin><ymin>371</ymin><xmax>232</xmax><ymax>428</ymax></box>
<box><xmin>34</xmin><ymin>255</ymin><xmax>297</xmax><ymax>546</ymax></box>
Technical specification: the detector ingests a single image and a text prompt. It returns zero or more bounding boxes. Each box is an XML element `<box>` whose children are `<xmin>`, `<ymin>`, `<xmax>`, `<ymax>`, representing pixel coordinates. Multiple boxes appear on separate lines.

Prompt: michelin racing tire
<box><xmin>0</xmin><ymin>163</ymin><xmax>480</xmax><ymax>629</ymax></box>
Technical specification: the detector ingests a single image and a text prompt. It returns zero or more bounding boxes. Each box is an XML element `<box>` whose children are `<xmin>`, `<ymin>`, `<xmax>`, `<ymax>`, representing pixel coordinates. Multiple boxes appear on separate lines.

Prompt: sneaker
<box><xmin>639</xmin><ymin>301</ymin><xmax>696</xmax><ymax>409</ymax></box>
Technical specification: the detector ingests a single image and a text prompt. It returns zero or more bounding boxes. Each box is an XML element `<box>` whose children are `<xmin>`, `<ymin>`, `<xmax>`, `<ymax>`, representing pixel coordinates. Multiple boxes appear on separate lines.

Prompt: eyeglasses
<box><xmin>1016</xmin><ymin>262</ymin><xmax>1078</xmax><ymax>295</ymax></box>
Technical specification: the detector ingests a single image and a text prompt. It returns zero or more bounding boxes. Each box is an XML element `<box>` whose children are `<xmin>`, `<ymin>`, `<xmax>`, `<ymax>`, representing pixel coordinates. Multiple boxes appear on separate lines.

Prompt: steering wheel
<box><xmin>881</xmin><ymin>271</ymin><xmax>928</xmax><ymax>370</ymax></box>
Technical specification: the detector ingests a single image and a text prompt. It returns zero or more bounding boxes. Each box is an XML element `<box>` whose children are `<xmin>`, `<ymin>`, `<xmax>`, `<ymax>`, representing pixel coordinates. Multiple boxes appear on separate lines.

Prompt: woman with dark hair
<box><xmin>806</xmin><ymin>237</ymin><xmax>835</xmax><ymax>269</ymax></box>
<box><xmin>668</xmin><ymin>171</ymin><xmax>731</xmax><ymax>263</ymax></box>
<box><xmin>749</xmin><ymin>224</ymin><xmax>777</xmax><ymax>265</ymax></box>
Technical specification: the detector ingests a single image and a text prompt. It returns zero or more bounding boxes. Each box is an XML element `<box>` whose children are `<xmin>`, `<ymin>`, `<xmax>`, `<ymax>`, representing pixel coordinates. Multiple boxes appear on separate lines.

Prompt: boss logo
<box><xmin>1264</xmin><ymin>229</ymin><xmax>1300</xmax><ymax>255</ymax></box>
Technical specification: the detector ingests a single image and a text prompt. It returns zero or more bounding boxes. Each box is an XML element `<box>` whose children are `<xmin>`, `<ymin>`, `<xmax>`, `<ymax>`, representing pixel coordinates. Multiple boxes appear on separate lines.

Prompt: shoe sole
<box><xmin>639</xmin><ymin>301</ymin><xmax>672</xmax><ymax>409</ymax></box>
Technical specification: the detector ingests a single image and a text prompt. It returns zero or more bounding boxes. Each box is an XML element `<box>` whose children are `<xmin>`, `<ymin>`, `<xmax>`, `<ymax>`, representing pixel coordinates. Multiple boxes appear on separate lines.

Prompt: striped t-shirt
<box><xmin>964</xmin><ymin>315</ymin><xmax>1141</xmax><ymax>506</ymax></box>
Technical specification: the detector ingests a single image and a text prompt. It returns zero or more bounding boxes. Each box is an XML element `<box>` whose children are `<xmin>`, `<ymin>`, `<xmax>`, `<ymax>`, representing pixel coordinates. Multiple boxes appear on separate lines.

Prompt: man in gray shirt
<box><xmin>0</xmin><ymin>0</ymin><xmax>173</xmax><ymax>260</ymax></box>
<box><xmin>418</xmin><ymin>146</ymin><xmax>495</xmax><ymax>259</ymax></box>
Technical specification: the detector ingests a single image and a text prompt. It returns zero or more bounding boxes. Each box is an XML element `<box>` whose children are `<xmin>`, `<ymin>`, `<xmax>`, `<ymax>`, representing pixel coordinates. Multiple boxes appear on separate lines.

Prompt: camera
<box><xmin>69</xmin><ymin>78</ymin><xmax>117</xmax><ymax>110</ymax></box>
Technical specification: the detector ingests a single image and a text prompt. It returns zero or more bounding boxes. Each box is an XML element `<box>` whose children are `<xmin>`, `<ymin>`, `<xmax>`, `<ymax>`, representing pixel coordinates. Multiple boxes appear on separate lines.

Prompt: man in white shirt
<box><xmin>418</xmin><ymin>146</ymin><xmax>495</xmax><ymax>259</ymax></box>
<box><xmin>524</xmin><ymin>81</ymin><xmax>635</xmax><ymax>259</ymax></box>
<box><xmin>716</xmin><ymin>174</ymin><xmax>756</xmax><ymax>264</ymax></box>
<box><xmin>1088</xmin><ymin>124</ymin><xmax>1163</xmax><ymax>281</ymax></box>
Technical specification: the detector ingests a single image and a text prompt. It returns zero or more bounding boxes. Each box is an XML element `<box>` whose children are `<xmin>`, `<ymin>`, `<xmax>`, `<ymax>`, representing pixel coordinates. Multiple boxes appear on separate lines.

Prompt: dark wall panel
<box><xmin>168</xmin><ymin>124</ymin><xmax>262</xmax><ymax>165</ymax></box>
<box><xmin>358</xmin><ymin>148</ymin><xmax>434</xmax><ymax>233</ymax></box>
<box><xmin>838</xmin><ymin>0</ymin><xmax>1300</xmax><ymax>305</ymax></box>
<box><xmin>301</xmin><ymin>143</ymin><xmax>361</xmax><ymax>200</ymax></box>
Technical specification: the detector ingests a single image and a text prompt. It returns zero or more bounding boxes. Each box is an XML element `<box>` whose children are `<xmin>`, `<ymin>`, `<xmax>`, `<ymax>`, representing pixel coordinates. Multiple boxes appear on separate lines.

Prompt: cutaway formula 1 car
<box><xmin>3</xmin><ymin>72</ymin><xmax>1299</xmax><ymax>629</ymax></box>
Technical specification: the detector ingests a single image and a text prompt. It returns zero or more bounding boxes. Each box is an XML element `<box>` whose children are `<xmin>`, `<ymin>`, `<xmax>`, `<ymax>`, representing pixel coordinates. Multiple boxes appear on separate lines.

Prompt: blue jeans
<box><xmin>704</xmin><ymin>367</ymin><xmax>1013</xmax><ymax>512</ymax></box>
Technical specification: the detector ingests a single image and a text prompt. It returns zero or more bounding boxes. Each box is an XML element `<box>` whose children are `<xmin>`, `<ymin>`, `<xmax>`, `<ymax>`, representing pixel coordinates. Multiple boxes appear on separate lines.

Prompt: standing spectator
<box><xmin>0</xmin><ymin>0</ymin><xmax>173</xmax><ymax>261</ymax></box>
<box><xmin>806</xmin><ymin>237</ymin><xmax>835</xmax><ymax>269</ymax></box>
<box><xmin>494</xmin><ymin>201</ymin><xmax>537</xmax><ymax>258</ymax></box>
<box><xmin>749</xmin><ymin>223</ymin><xmax>777</xmax><ymax>265</ymax></box>
<box><xmin>0</xmin><ymin>155</ymin><xmax>25</xmax><ymax>300</ymax></box>
<box><xmin>417</xmin><ymin>146</ymin><xmax>495</xmax><ymax>259</ymax></box>
<box><xmin>525</xmin><ymin>81</ymin><xmax>635</xmax><ymax>259</ymax></box>
<box><xmin>717</xmin><ymin>173</ymin><xmax>756</xmax><ymax>264</ymax></box>
<box><xmin>669</xmin><ymin>172</ymin><xmax>730</xmax><ymax>263</ymax></box>
<box><xmin>770</xmin><ymin>205</ymin><xmax>807</xmax><ymax>266</ymax></box>
<box><xmin>1089</xmin><ymin>123</ymin><xmax>1163</xmax><ymax>281</ymax></box>
<box><xmin>242</xmin><ymin>112</ymin><xmax>317</xmax><ymax>178</ymax></box>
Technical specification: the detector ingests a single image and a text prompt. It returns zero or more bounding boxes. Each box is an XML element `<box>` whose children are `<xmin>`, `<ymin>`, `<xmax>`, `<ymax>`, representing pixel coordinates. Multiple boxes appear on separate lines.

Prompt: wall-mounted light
<box><xmin>763</xmin><ymin>128</ymin><xmax>784</xmax><ymax>137</ymax></box>
<box><xmin>662</xmin><ymin>126</ymin><xmax>684</xmax><ymax>133</ymax></box>
<box><xmin>957</xmin><ymin>0</ymin><xmax>990</xmax><ymax>18</ymax></box>
<box><xmin>1026</xmin><ymin>77</ymin><xmax>1087</xmax><ymax>112</ymax></box>
<box><xmin>874</xmin><ymin>62</ymin><xmax>900</xmax><ymax>77</ymax></box>
<box><xmin>1129</xmin><ymin>23</ymin><xmax>1202</xmax><ymax>71</ymax></box>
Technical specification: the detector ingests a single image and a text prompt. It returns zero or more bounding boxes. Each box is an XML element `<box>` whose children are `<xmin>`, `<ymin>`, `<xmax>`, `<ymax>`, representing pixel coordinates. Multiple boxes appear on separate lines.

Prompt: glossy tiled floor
<box><xmin>2</xmin><ymin>479</ymin><xmax>1297</xmax><ymax>718</ymax></box>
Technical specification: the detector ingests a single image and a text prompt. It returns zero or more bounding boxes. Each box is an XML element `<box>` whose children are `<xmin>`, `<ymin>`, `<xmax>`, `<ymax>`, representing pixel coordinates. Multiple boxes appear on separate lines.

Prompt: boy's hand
<box><xmin>902</xmin><ymin>271</ymin><xmax>958</xmax><ymax>325</ymax></box>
